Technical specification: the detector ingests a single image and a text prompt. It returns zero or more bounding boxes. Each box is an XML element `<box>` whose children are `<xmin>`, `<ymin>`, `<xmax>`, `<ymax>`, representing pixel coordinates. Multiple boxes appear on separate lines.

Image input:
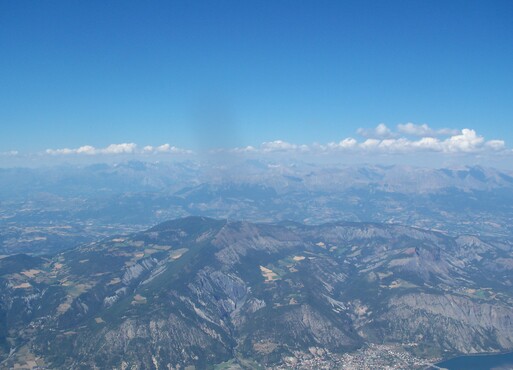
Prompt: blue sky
<box><xmin>1</xmin><ymin>0</ymin><xmax>513</xmax><ymax>159</ymax></box>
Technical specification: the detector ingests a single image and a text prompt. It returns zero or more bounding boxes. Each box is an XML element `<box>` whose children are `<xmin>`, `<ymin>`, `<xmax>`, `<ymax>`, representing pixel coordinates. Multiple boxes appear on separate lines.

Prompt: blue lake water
<box><xmin>436</xmin><ymin>351</ymin><xmax>513</xmax><ymax>370</ymax></box>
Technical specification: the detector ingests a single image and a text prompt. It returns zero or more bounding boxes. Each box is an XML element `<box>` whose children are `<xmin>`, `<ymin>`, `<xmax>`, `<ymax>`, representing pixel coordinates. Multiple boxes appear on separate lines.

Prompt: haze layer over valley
<box><xmin>2</xmin><ymin>160</ymin><xmax>513</xmax><ymax>256</ymax></box>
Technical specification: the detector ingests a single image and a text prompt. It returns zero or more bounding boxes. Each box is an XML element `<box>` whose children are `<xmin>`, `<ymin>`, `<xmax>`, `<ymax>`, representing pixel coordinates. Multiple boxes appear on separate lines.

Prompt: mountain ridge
<box><xmin>1</xmin><ymin>216</ymin><xmax>513</xmax><ymax>368</ymax></box>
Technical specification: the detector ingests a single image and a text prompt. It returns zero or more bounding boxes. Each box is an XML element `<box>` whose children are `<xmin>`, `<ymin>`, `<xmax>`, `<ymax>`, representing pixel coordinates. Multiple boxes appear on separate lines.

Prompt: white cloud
<box><xmin>46</xmin><ymin>148</ymin><xmax>75</xmax><ymax>155</ymax></box>
<box><xmin>230</xmin><ymin>140</ymin><xmax>311</xmax><ymax>154</ymax></box>
<box><xmin>340</xmin><ymin>137</ymin><xmax>358</xmax><ymax>148</ymax></box>
<box><xmin>334</xmin><ymin>124</ymin><xmax>507</xmax><ymax>155</ymax></box>
<box><xmin>45</xmin><ymin>143</ymin><xmax>192</xmax><ymax>156</ymax></box>
<box><xmin>155</xmin><ymin>144</ymin><xmax>172</xmax><ymax>153</ymax></box>
<box><xmin>46</xmin><ymin>143</ymin><xmax>137</xmax><ymax>155</ymax></box>
<box><xmin>102</xmin><ymin>143</ymin><xmax>137</xmax><ymax>154</ymax></box>
<box><xmin>145</xmin><ymin>143</ymin><xmax>192</xmax><ymax>154</ymax></box>
<box><xmin>235</xmin><ymin>126</ymin><xmax>508</xmax><ymax>157</ymax></box>
<box><xmin>76</xmin><ymin>145</ymin><xmax>97</xmax><ymax>155</ymax></box>
<box><xmin>397</xmin><ymin>123</ymin><xmax>433</xmax><ymax>136</ymax></box>
<box><xmin>396</xmin><ymin>123</ymin><xmax>460</xmax><ymax>137</ymax></box>
<box><xmin>361</xmin><ymin>128</ymin><xmax>504</xmax><ymax>154</ymax></box>
<box><xmin>232</xmin><ymin>145</ymin><xmax>257</xmax><ymax>153</ymax></box>
<box><xmin>326</xmin><ymin>137</ymin><xmax>358</xmax><ymax>150</ymax></box>
<box><xmin>41</xmin><ymin>125</ymin><xmax>508</xmax><ymax>159</ymax></box>
<box><xmin>437</xmin><ymin>127</ymin><xmax>463</xmax><ymax>136</ymax></box>
<box><xmin>442</xmin><ymin>129</ymin><xmax>484</xmax><ymax>153</ymax></box>
<box><xmin>260</xmin><ymin>140</ymin><xmax>309</xmax><ymax>153</ymax></box>
<box><xmin>378</xmin><ymin>138</ymin><xmax>411</xmax><ymax>152</ymax></box>
<box><xmin>166</xmin><ymin>145</ymin><xmax>192</xmax><ymax>154</ymax></box>
<box><xmin>360</xmin><ymin>138</ymin><xmax>381</xmax><ymax>149</ymax></box>
<box><xmin>357</xmin><ymin>123</ymin><xmax>395</xmax><ymax>139</ymax></box>
<box><xmin>485</xmin><ymin>140</ymin><xmax>505</xmax><ymax>151</ymax></box>
<box><xmin>155</xmin><ymin>144</ymin><xmax>192</xmax><ymax>154</ymax></box>
<box><xmin>345</xmin><ymin>129</ymin><xmax>498</xmax><ymax>154</ymax></box>
<box><xmin>411</xmin><ymin>137</ymin><xmax>443</xmax><ymax>151</ymax></box>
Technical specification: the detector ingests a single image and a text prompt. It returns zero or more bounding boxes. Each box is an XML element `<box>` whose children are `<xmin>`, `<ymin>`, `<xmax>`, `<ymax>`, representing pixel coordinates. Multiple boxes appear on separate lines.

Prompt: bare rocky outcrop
<box><xmin>379</xmin><ymin>293</ymin><xmax>513</xmax><ymax>353</ymax></box>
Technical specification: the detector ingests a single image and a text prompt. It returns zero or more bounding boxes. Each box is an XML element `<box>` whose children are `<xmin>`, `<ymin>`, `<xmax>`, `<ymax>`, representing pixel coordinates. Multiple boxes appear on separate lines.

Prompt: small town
<box><xmin>275</xmin><ymin>344</ymin><xmax>442</xmax><ymax>370</ymax></box>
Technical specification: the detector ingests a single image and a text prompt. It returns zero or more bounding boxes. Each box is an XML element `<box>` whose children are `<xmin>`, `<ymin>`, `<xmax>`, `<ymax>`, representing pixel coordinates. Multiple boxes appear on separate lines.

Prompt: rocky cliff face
<box><xmin>1</xmin><ymin>217</ymin><xmax>513</xmax><ymax>369</ymax></box>
<box><xmin>381</xmin><ymin>293</ymin><xmax>513</xmax><ymax>353</ymax></box>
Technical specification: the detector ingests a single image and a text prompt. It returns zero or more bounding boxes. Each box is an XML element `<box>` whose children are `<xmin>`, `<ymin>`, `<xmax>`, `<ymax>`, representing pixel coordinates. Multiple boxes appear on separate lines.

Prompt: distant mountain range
<box><xmin>2</xmin><ymin>217</ymin><xmax>513</xmax><ymax>369</ymax></box>
<box><xmin>2</xmin><ymin>161</ymin><xmax>513</xmax><ymax>199</ymax></box>
<box><xmin>2</xmin><ymin>162</ymin><xmax>513</xmax><ymax>256</ymax></box>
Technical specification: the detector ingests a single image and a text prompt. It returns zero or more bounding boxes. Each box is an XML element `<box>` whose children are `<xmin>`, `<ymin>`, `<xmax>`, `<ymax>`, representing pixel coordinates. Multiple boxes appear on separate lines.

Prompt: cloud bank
<box><xmin>232</xmin><ymin>123</ymin><xmax>507</xmax><ymax>155</ymax></box>
<box><xmin>356</xmin><ymin>123</ymin><xmax>396</xmax><ymax>139</ymax></box>
<box><xmin>396</xmin><ymin>123</ymin><xmax>460</xmax><ymax>137</ymax></box>
<box><xmin>4</xmin><ymin>123</ymin><xmax>508</xmax><ymax>162</ymax></box>
<box><xmin>45</xmin><ymin>143</ymin><xmax>192</xmax><ymax>156</ymax></box>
